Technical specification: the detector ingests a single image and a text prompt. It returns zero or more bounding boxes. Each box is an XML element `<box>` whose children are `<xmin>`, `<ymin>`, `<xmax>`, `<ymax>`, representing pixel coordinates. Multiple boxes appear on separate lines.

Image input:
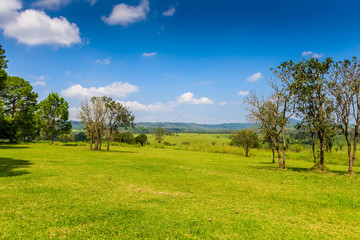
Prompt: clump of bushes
<box><xmin>115</xmin><ymin>131</ymin><xmax>134</xmax><ymax>144</ymax></box>
<box><xmin>182</xmin><ymin>141</ymin><xmax>190</xmax><ymax>145</ymax></box>
<box><xmin>134</xmin><ymin>134</ymin><xmax>148</xmax><ymax>146</ymax></box>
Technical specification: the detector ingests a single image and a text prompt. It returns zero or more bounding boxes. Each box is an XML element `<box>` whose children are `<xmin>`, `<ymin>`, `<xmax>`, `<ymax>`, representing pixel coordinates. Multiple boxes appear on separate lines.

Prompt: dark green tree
<box><xmin>292</xmin><ymin>58</ymin><xmax>334</xmax><ymax>170</ymax></box>
<box><xmin>0</xmin><ymin>76</ymin><xmax>38</xmax><ymax>142</ymax></box>
<box><xmin>231</xmin><ymin>129</ymin><xmax>259</xmax><ymax>157</ymax></box>
<box><xmin>0</xmin><ymin>44</ymin><xmax>8</xmax><ymax>90</ymax></box>
<box><xmin>134</xmin><ymin>134</ymin><xmax>148</xmax><ymax>146</ymax></box>
<box><xmin>155</xmin><ymin>126</ymin><xmax>166</xmax><ymax>143</ymax></box>
<box><xmin>36</xmin><ymin>93</ymin><xmax>72</xmax><ymax>144</ymax></box>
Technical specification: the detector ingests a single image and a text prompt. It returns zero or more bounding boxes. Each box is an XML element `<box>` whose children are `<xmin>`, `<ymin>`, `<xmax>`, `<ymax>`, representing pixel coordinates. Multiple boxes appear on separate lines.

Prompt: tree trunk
<box><xmin>319</xmin><ymin>136</ymin><xmax>325</xmax><ymax>169</ymax></box>
<box><xmin>271</xmin><ymin>146</ymin><xmax>275</xmax><ymax>164</ymax></box>
<box><xmin>282</xmin><ymin>126</ymin><xmax>286</xmax><ymax>169</ymax></box>
<box><xmin>351</xmin><ymin>128</ymin><xmax>358</xmax><ymax>175</ymax></box>
<box><xmin>107</xmin><ymin>139</ymin><xmax>110</xmax><ymax>151</ymax></box>
<box><xmin>245</xmin><ymin>148</ymin><xmax>249</xmax><ymax>157</ymax></box>
<box><xmin>276</xmin><ymin>145</ymin><xmax>282</xmax><ymax>169</ymax></box>
<box><xmin>311</xmin><ymin>132</ymin><xmax>317</xmax><ymax>166</ymax></box>
<box><xmin>90</xmin><ymin>132</ymin><xmax>93</xmax><ymax>150</ymax></box>
<box><xmin>51</xmin><ymin>118</ymin><xmax>55</xmax><ymax>144</ymax></box>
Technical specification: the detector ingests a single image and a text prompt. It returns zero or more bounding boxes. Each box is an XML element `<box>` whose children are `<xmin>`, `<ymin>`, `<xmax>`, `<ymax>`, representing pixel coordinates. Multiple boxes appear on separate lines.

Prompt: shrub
<box><xmin>182</xmin><ymin>141</ymin><xmax>190</xmax><ymax>145</ymax></box>
<box><xmin>116</xmin><ymin>131</ymin><xmax>134</xmax><ymax>144</ymax></box>
<box><xmin>59</xmin><ymin>133</ymin><xmax>75</xmax><ymax>143</ymax></box>
<box><xmin>134</xmin><ymin>134</ymin><xmax>148</xmax><ymax>146</ymax></box>
<box><xmin>291</xmin><ymin>144</ymin><xmax>303</xmax><ymax>153</ymax></box>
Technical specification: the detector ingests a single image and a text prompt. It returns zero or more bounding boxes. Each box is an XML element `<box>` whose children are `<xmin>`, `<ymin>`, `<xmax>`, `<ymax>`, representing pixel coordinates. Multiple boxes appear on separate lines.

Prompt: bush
<box><xmin>59</xmin><ymin>133</ymin><xmax>75</xmax><ymax>143</ymax></box>
<box><xmin>74</xmin><ymin>131</ymin><xmax>87</xmax><ymax>141</ymax></box>
<box><xmin>163</xmin><ymin>141</ymin><xmax>175</xmax><ymax>146</ymax></box>
<box><xmin>134</xmin><ymin>134</ymin><xmax>148</xmax><ymax>146</ymax></box>
<box><xmin>116</xmin><ymin>131</ymin><xmax>134</xmax><ymax>144</ymax></box>
<box><xmin>291</xmin><ymin>144</ymin><xmax>303</xmax><ymax>153</ymax></box>
<box><xmin>182</xmin><ymin>141</ymin><xmax>190</xmax><ymax>145</ymax></box>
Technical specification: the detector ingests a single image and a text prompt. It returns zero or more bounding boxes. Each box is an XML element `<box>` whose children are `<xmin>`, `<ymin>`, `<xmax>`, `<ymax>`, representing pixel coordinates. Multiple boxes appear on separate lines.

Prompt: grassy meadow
<box><xmin>1</xmin><ymin>134</ymin><xmax>360</xmax><ymax>239</ymax></box>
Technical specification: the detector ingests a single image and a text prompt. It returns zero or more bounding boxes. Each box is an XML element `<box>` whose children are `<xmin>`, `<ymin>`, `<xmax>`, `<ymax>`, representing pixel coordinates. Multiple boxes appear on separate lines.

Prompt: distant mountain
<box><xmin>71</xmin><ymin>121</ymin><xmax>253</xmax><ymax>133</ymax></box>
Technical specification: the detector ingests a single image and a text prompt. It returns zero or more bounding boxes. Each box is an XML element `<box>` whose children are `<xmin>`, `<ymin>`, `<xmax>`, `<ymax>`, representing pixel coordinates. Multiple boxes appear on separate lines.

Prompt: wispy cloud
<box><xmin>163</xmin><ymin>7</ymin><xmax>176</xmax><ymax>17</ymax></box>
<box><xmin>32</xmin><ymin>81</ymin><xmax>46</xmax><ymax>86</ymax></box>
<box><xmin>302</xmin><ymin>51</ymin><xmax>323</xmax><ymax>58</ymax></box>
<box><xmin>95</xmin><ymin>58</ymin><xmax>110</xmax><ymax>64</ymax></box>
<box><xmin>143</xmin><ymin>52</ymin><xmax>157</xmax><ymax>57</ymax></box>
<box><xmin>101</xmin><ymin>0</ymin><xmax>149</xmax><ymax>26</ymax></box>
<box><xmin>238</xmin><ymin>91</ymin><xmax>249</xmax><ymax>96</ymax></box>
<box><xmin>246</xmin><ymin>72</ymin><xmax>263</xmax><ymax>82</ymax></box>
<box><xmin>198</xmin><ymin>81</ymin><xmax>213</xmax><ymax>85</ymax></box>
<box><xmin>118</xmin><ymin>101</ymin><xmax>173</xmax><ymax>112</ymax></box>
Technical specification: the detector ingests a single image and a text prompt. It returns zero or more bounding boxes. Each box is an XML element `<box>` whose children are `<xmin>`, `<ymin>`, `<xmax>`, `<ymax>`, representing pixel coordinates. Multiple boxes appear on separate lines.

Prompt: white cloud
<box><xmin>238</xmin><ymin>91</ymin><xmax>249</xmax><ymax>96</ymax></box>
<box><xmin>61</xmin><ymin>82</ymin><xmax>138</xmax><ymax>99</ymax></box>
<box><xmin>176</xmin><ymin>92</ymin><xmax>214</xmax><ymax>105</ymax></box>
<box><xmin>95</xmin><ymin>58</ymin><xmax>110</xmax><ymax>64</ymax></box>
<box><xmin>163</xmin><ymin>7</ymin><xmax>176</xmax><ymax>17</ymax></box>
<box><xmin>143</xmin><ymin>52</ymin><xmax>157</xmax><ymax>57</ymax></box>
<box><xmin>32</xmin><ymin>0</ymin><xmax>97</xmax><ymax>9</ymax></box>
<box><xmin>0</xmin><ymin>6</ymin><xmax>81</xmax><ymax>47</ymax></box>
<box><xmin>101</xmin><ymin>0</ymin><xmax>150</xmax><ymax>26</ymax></box>
<box><xmin>69</xmin><ymin>107</ymin><xmax>80</xmax><ymax>121</ymax></box>
<box><xmin>246</xmin><ymin>72</ymin><xmax>263</xmax><ymax>82</ymax></box>
<box><xmin>219</xmin><ymin>101</ymin><xmax>227</xmax><ymax>106</ymax></box>
<box><xmin>29</xmin><ymin>75</ymin><xmax>46</xmax><ymax>81</ymax></box>
<box><xmin>32</xmin><ymin>0</ymin><xmax>71</xmax><ymax>10</ymax></box>
<box><xmin>32</xmin><ymin>81</ymin><xmax>46</xmax><ymax>86</ymax></box>
<box><xmin>302</xmin><ymin>51</ymin><xmax>323</xmax><ymax>58</ymax></box>
<box><xmin>198</xmin><ymin>81</ymin><xmax>213</xmax><ymax>85</ymax></box>
<box><xmin>0</xmin><ymin>0</ymin><xmax>21</xmax><ymax>16</ymax></box>
<box><xmin>118</xmin><ymin>101</ymin><xmax>173</xmax><ymax>112</ymax></box>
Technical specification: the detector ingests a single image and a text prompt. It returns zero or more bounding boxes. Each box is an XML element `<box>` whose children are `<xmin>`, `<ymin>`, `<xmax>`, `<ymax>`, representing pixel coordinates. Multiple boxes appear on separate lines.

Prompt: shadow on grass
<box><xmin>0</xmin><ymin>144</ymin><xmax>30</xmax><ymax>149</ymax></box>
<box><xmin>0</xmin><ymin>158</ymin><xmax>32</xmax><ymax>177</ymax></box>
<box><xmin>252</xmin><ymin>164</ymin><xmax>349</xmax><ymax>175</ymax></box>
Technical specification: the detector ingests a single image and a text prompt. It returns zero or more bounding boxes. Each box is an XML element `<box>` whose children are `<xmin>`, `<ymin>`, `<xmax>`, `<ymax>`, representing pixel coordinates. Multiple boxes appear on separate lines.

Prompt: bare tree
<box><xmin>330</xmin><ymin>57</ymin><xmax>360</xmax><ymax>175</ymax></box>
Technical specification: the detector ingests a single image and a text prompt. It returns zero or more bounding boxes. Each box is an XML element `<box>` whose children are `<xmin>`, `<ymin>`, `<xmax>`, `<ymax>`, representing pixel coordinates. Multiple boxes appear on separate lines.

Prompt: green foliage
<box><xmin>59</xmin><ymin>133</ymin><xmax>75</xmax><ymax>143</ymax></box>
<box><xmin>155</xmin><ymin>126</ymin><xmax>166</xmax><ymax>143</ymax></box>
<box><xmin>231</xmin><ymin>129</ymin><xmax>259</xmax><ymax>157</ymax></box>
<box><xmin>74</xmin><ymin>131</ymin><xmax>87</xmax><ymax>141</ymax></box>
<box><xmin>116</xmin><ymin>131</ymin><xmax>134</xmax><ymax>144</ymax></box>
<box><xmin>0</xmin><ymin>76</ymin><xmax>38</xmax><ymax>142</ymax></box>
<box><xmin>1</xmin><ymin>143</ymin><xmax>360</xmax><ymax>239</ymax></box>
<box><xmin>36</xmin><ymin>92</ymin><xmax>71</xmax><ymax>143</ymax></box>
<box><xmin>134</xmin><ymin>134</ymin><xmax>148</xmax><ymax>146</ymax></box>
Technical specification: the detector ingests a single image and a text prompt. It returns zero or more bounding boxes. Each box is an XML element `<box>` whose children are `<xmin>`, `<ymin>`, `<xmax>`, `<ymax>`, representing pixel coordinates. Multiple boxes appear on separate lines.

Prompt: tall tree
<box><xmin>36</xmin><ymin>93</ymin><xmax>72</xmax><ymax>144</ymax></box>
<box><xmin>293</xmin><ymin>58</ymin><xmax>334</xmax><ymax>169</ymax></box>
<box><xmin>0</xmin><ymin>44</ymin><xmax>8</xmax><ymax>90</ymax></box>
<box><xmin>105</xmin><ymin>99</ymin><xmax>135</xmax><ymax>151</ymax></box>
<box><xmin>329</xmin><ymin>57</ymin><xmax>360</xmax><ymax>174</ymax></box>
<box><xmin>231</xmin><ymin>129</ymin><xmax>259</xmax><ymax>157</ymax></box>
<box><xmin>155</xmin><ymin>126</ymin><xmax>166</xmax><ymax>143</ymax></box>
<box><xmin>0</xmin><ymin>76</ymin><xmax>38</xmax><ymax>142</ymax></box>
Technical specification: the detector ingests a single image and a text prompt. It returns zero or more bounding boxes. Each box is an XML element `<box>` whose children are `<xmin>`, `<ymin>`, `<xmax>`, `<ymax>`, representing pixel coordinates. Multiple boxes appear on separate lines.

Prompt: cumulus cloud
<box><xmin>238</xmin><ymin>91</ymin><xmax>249</xmax><ymax>96</ymax></box>
<box><xmin>95</xmin><ymin>58</ymin><xmax>110</xmax><ymax>64</ymax></box>
<box><xmin>0</xmin><ymin>1</ymin><xmax>81</xmax><ymax>47</ymax></box>
<box><xmin>29</xmin><ymin>75</ymin><xmax>46</xmax><ymax>81</ymax></box>
<box><xmin>143</xmin><ymin>52</ymin><xmax>157</xmax><ymax>57</ymax></box>
<box><xmin>118</xmin><ymin>101</ymin><xmax>173</xmax><ymax>112</ymax></box>
<box><xmin>246</xmin><ymin>72</ymin><xmax>263</xmax><ymax>82</ymax></box>
<box><xmin>302</xmin><ymin>51</ymin><xmax>323</xmax><ymax>58</ymax></box>
<box><xmin>61</xmin><ymin>82</ymin><xmax>138</xmax><ymax>99</ymax></box>
<box><xmin>163</xmin><ymin>7</ymin><xmax>176</xmax><ymax>17</ymax></box>
<box><xmin>0</xmin><ymin>0</ymin><xmax>21</xmax><ymax>16</ymax></box>
<box><xmin>101</xmin><ymin>0</ymin><xmax>150</xmax><ymax>26</ymax></box>
<box><xmin>177</xmin><ymin>92</ymin><xmax>214</xmax><ymax>105</ymax></box>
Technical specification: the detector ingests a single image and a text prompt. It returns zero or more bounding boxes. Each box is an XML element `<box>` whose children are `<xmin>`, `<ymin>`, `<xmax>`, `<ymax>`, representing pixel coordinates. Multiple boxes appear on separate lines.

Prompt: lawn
<box><xmin>1</xmin><ymin>142</ymin><xmax>360</xmax><ymax>239</ymax></box>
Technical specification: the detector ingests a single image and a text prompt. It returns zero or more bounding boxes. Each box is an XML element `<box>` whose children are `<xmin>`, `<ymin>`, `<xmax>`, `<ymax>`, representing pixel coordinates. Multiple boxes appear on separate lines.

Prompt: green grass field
<box><xmin>1</xmin><ymin>137</ymin><xmax>360</xmax><ymax>239</ymax></box>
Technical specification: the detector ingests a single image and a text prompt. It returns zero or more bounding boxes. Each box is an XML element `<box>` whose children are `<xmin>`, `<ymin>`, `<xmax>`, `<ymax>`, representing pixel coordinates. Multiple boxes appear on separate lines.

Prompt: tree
<box><xmin>134</xmin><ymin>134</ymin><xmax>148</xmax><ymax>146</ymax></box>
<box><xmin>329</xmin><ymin>57</ymin><xmax>360</xmax><ymax>174</ymax></box>
<box><xmin>0</xmin><ymin>76</ymin><xmax>38</xmax><ymax>142</ymax></box>
<box><xmin>78</xmin><ymin>96</ymin><xmax>135</xmax><ymax>151</ymax></box>
<box><xmin>231</xmin><ymin>129</ymin><xmax>259</xmax><ymax>157</ymax></box>
<box><xmin>292</xmin><ymin>58</ymin><xmax>334</xmax><ymax>170</ymax></box>
<box><xmin>105</xmin><ymin>99</ymin><xmax>135</xmax><ymax>151</ymax></box>
<box><xmin>0</xmin><ymin>44</ymin><xmax>8</xmax><ymax>90</ymax></box>
<box><xmin>155</xmin><ymin>126</ymin><xmax>166</xmax><ymax>143</ymax></box>
<box><xmin>36</xmin><ymin>93</ymin><xmax>72</xmax><ymax>144</ymax></box>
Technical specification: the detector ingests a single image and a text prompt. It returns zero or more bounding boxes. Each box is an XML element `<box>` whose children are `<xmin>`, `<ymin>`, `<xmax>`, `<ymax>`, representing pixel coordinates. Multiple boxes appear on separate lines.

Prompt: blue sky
<box><xmin>1</xmin><ymin>0</ymin><xmax>360</xmax><ymax>123</ymax></box>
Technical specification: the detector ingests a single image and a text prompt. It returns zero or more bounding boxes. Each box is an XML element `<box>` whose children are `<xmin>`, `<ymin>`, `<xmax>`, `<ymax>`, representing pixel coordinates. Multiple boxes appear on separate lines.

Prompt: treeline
<box><xmin>245</xmin><ymin>57</ymin><xmax>360</xmax><ymax>174</ymax></box>
<box><xmin>0</xmin><ymin>45</ymin><xmax>72</xmax><ymax>143</ymax></box>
